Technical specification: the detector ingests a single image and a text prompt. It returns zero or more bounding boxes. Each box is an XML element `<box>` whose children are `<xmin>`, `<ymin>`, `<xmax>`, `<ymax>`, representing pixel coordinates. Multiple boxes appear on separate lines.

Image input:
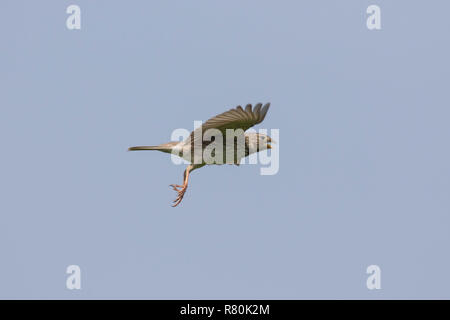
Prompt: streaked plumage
<box><xmin>129</xmin><ymin>102</ymin><xmax>272</xmax><ymax>207</ymax></box>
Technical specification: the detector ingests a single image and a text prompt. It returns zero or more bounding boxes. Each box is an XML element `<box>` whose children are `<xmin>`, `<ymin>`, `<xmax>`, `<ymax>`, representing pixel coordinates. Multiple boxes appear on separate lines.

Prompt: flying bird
<box><xmin>129</xmin><ymin>102</ymin><xmax>273</xmax><ymax>207</ymax></box>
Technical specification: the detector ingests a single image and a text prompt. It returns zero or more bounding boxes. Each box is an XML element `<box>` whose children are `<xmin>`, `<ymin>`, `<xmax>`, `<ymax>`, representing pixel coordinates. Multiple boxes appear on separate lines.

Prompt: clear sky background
<box><xmin>1</xmin><ymin>0</ymin><xmax>449</xmax><ymax>299</ymax></box>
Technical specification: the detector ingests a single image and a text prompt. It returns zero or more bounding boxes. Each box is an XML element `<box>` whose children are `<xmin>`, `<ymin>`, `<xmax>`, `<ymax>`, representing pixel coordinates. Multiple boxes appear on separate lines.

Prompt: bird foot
<box><xmin>170</xmin><ymin>184</ymin><xmax>188</xmax><ymax>207</ymax></box>
<box><xmin>169</xmin><ymin>184</ymin><xmax>184</xmax><ymax>191</ymax></box>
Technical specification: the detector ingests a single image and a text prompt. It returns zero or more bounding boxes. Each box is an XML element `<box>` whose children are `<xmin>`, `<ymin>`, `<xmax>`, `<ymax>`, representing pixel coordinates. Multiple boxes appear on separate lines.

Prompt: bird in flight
<box><xmin>129</xmin><ymin>102</ymin><xmax>273</xmax><ymax>207</ymax></box>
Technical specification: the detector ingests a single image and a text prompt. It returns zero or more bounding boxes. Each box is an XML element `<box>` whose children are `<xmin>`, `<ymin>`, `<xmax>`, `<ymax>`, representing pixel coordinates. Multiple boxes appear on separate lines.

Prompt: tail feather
<box><xmin>128</xmin><ymin>141</ymin><xmax>179</xmax><ymax>153</ymax></box>
<box><xmin>128</xmin><ymin>146</ymin><xmax>164</xmax><ymax>151</ymax></box>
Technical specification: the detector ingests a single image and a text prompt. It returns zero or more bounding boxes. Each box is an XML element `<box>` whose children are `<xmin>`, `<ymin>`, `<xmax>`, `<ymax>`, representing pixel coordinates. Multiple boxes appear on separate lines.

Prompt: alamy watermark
<box><xmin>168</xmin><ymin>123</ymin><xmax>280</xmax><ymax>176</ymax></box>
<box><xmin>366</xmin><ymin>265</ymin><xmax>381</xmax><ymax>290</ymax></box>
<box><xmin>66</xmin><ymin>265</ymin><xmax>81</xmax><ymax>290</ymax></box>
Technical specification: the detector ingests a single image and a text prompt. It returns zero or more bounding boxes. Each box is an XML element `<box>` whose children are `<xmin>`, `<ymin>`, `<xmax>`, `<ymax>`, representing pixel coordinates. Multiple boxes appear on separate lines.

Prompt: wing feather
<box><xmin>187</xmin><ymin>102</ymin><xmax>271</xmax><ymax>145</ymax></box>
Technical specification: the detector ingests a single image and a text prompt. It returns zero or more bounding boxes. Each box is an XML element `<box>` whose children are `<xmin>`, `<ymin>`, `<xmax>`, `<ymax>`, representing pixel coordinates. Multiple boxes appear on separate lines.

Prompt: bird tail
<box><xmin>128</xmin><ymin>146</ymin><xmax>165</xmax><ymax>151</ymax></box>
<box><xmin>128</xmin><ymin>141</ymin><xmax>179</xmax><ymax>153</ymax></box>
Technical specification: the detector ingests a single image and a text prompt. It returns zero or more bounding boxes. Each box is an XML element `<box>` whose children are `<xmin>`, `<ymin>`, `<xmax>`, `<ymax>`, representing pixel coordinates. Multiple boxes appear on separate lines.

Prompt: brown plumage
<box><xmin>129</xmin><ymin>103</ymin><xmax>272</xmax><ymax>207</ymax></box>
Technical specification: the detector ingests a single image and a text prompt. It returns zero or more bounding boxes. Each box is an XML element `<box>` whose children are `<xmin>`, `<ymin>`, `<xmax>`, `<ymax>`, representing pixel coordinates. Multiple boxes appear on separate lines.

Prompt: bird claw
<box><xmin>170</xmin><ymin>184</ymin><xmax>187</xmax><ymax>207</ymax></box>
<box><xmin>169</xmin><ymin>184</ymin><xmax>183</xmax><ymax>191</ymax></box>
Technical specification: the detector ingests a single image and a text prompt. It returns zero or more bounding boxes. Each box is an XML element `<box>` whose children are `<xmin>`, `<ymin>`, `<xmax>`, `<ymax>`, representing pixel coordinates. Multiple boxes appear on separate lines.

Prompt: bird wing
<box><xmin>187</xmin><ymin>102</ymin><xmax>270</xmax><ymax>145</ymax></box>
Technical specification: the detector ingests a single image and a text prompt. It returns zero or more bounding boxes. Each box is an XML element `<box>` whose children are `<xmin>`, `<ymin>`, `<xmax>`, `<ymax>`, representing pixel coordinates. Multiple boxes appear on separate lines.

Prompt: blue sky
<box><xmin>1</xmin><ymin>0</ymin><xmax>449</xmax><ymax>298</ymax></box>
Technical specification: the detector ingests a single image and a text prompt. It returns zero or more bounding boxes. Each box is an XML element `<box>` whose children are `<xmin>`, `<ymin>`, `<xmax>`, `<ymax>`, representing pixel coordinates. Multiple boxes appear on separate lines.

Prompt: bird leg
<box><xmin>170</xmin><ymin>165</ymin><xmax>192</xmax><ymax>207</ymax></box>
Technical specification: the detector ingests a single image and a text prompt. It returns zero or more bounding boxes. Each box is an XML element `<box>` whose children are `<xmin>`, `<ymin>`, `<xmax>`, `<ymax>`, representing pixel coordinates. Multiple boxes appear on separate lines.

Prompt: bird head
<box><xmin>246</xmin><ymin>133</ymin><xmax>275</xmax><ymax>151</ymax></box>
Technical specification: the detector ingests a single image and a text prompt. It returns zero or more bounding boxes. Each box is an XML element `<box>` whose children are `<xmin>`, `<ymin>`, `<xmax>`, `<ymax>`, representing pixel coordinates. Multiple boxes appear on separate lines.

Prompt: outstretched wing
<box><xmin>187</xmin><ymin>102</ymin><xmax>270</xmax><ymax>145</ymax></box>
